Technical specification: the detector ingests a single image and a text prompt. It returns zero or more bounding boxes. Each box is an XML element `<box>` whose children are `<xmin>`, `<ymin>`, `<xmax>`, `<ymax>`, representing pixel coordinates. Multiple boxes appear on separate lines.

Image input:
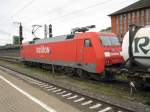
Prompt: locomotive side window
<box><xmin>66</xmin><ymin>34</ymin><xmax>74</xmax><ymax>39</ymax></box>
<box><xmin>84</xmin><ymin>39</ymin><xmax>92</xmax><ymax>47</ymax></box>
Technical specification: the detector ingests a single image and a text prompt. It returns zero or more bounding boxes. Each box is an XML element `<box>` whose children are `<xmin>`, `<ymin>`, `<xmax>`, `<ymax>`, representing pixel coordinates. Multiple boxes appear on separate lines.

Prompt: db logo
<box><xmin>36</xmin><ymin>46</ymin><xmax>51</xmax><ymax>54</ymax></box>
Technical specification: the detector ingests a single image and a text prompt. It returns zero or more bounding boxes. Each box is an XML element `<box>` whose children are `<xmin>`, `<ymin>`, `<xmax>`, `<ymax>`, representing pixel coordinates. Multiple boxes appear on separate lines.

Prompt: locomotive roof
<box><xmin>33</xmin><ymin>32</ymin><xmax>98</xmax><ymax>44</ymax></box>
<box><xmin>99</xmin><ymin>32</ymin><xmax>116</xmax><ymax>36</ymax></box>
<box><xmin>25</xmin><ymin>32</ymin><xmax>116</xmax><ymax>45</ymax></box>
<box><xmin>34</xmin><ymin>34</ymin><xmax>74</xmax><ymax>44</ymax></box>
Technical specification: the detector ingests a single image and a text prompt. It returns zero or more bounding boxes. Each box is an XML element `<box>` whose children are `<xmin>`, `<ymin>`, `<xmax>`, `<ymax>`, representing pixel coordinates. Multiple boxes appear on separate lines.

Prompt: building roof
<box><xmin>109</xmin><ymin>0</ymin><xmax>150</xmax><ymax>16</ymax></box>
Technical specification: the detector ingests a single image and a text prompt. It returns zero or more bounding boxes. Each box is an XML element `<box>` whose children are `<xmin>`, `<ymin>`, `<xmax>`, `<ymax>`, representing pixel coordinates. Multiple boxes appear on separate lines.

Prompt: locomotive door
<box><xmin>76</xmin><ymin>39</ymin><xmax>94</xmax><ymax>64</ymax></box>
<box><xmin>83</xmin><ymin>39</ymin><xmax>95</xmax><ymax>64</ymax></box>
<box><xmin>76</xmin><ymin>39</ymin><xmax>84</xmax><ymax>64</ymax></box>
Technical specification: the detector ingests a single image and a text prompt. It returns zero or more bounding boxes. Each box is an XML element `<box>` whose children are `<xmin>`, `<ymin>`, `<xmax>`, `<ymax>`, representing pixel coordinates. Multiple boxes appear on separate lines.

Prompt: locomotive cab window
<box><xmin>84</xmin><ymin>39</ymin><xmax>92</xmax><ymax>47</ymax></box>
<box><xmin>100</xmin><ymin>36</ymin><xmax>120</xmax><ymax>46</ymax></box>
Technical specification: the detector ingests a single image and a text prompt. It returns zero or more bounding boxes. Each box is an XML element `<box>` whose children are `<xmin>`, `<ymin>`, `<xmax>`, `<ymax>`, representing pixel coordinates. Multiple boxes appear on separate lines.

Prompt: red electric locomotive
<box><xmin>20</xmin><ymin>25</ymin><xmax>124</xmax><ymax>79</ymax></box>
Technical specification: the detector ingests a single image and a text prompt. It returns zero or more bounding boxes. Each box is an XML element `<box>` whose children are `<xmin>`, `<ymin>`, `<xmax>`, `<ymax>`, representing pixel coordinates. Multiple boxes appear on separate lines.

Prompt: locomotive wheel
<box><xmin>66</xmin><ymin>72</ymin><xmax>74</xmax><ymax>77</ymax></box>
<box><xmin>64</xmin><ymin>67</ymin><xmax>74</xmax><ymax>77</ymax></box>
<box><xmin>54</xmin><ymin>65</ymin><xmax>62</xmax><ymax>73</ymax></box>
<box><xmin>90</xmin><ymin>73</ymin><xmax>105</xmax><ymax>81</ymax></box>
<box><xmin>90</xmin><ymin>71</ymin><xmax>116</xmax><ymax>81</ymax></box>
<box><xmin>76</xmin><ymin>69</ymin><xmax>88</xmax><ymax>79</ymax></box>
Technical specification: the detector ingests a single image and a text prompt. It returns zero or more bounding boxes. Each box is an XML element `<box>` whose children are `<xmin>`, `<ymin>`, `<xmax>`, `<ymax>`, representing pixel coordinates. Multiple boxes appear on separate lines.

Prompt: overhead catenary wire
<box><xmin>11</xmin><ymin>0</ymin><xmax>36</xmax><ymax>18</ymax></box>
<box><xmin>0</xmin><ymin>0</ymin><xmax>73</xmax><ymax>37</ymax></box>
<box><xmin>25</xmin><ymin>0</ymin><xmax>134</xmax><ymax>37</ymax></box>
<box><xmin>0</xmin><ymin>0</ymin><xmax>139</xmax><ymax>45</ymax></box>
<box><xmin>32</xmin><ymin>0</ymin><xmax>138</xmax><ymax>25</ymax></box>
<box><xmin>0</xmin><ymin>0</ymin><xmax>36</xmax><ymax>25</ymax></box>
<box><xmin>46</xmin><ymin>0</ymin><xmax>133</xmax><ymax>24</ymax></box>
<box><xmin>27</xmin><ymin>0</ymin><xmax>77</xmax><ymax>23</ymax></box>
<box><xmin>32</xmin><ymin>0</ymin><xmax>113</xmax><ymax>23</ymax></box>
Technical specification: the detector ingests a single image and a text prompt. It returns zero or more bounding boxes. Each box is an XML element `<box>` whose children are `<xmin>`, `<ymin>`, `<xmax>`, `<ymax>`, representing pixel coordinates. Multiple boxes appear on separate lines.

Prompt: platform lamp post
<box><xmin>12</xmin><ymin>22</ymin><xmax>23</xmax><ymax>45</ymax></box>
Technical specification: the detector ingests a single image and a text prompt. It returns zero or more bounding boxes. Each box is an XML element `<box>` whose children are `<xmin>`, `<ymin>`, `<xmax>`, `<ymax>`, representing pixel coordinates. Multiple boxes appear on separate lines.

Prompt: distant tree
<box><xmin>100</xmin><ymin>27</ymin><xmax>111</xmax><ymax>32</ymax></box>
<box><xmin>5</xmin><ymin>44</ymin><xmax>12</xmax><ymax>46</ymax></box>
<box><xmin>13</xmin><ymin>36</ymin><xmax>20</xmax><ymax>45</ymax></box>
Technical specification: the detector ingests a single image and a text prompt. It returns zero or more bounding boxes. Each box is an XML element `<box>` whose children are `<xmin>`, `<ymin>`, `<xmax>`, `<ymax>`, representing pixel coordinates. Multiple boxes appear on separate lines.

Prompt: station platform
<box><xmin>0</xmin><ymin>69</ymin><xmax>80</xmax><ymax>112</ymax></box>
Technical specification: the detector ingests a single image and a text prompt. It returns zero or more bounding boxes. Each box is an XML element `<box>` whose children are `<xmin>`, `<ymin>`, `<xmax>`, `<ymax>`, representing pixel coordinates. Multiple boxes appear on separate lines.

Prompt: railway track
<box><xmin>0</xmin><ymin>56</ymin><xmax>150</xmax><ymax>112</ymax></box>
<box><xmin>0</xmin><ymin>64</ymin><xmax>133</xmax><ymax>112</ymax></box>
<box><xmin>0</xmin><ymin>56</ymin><xmax>20</xmax><ymax>63</ymax></box>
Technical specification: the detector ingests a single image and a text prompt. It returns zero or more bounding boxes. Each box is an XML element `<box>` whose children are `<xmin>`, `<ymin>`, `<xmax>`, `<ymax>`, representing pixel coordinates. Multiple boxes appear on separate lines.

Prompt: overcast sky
<box><xmin>0</xmin><ymin>0</ymin><xmax>138</xmax><ymax>45</ymax></box>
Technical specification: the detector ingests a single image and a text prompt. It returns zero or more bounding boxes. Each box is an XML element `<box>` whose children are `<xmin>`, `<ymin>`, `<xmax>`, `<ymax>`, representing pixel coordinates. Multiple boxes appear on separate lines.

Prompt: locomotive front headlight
<box><xmin>119</xmin><ymin>52</ymin><xmax>122</xmax><ymax>56</ymax></box>
<box><xmin>104</xmin><ymin>52</ymin><xmax>110</xmax><ymax>57</ymax></box>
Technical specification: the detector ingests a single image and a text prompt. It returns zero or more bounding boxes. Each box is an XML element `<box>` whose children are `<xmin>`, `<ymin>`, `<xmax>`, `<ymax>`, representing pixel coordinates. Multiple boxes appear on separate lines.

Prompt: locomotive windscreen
<box><xmin>100</xmin><ymin>36</ymin><xmax>120</xmax><ymax>46</ymax></box>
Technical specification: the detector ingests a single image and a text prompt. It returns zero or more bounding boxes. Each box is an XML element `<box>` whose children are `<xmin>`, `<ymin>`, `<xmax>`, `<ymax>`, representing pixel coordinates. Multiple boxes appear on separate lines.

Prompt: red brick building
<box><xmin>109</xmin><ymin>0</ymin><xmax>150</xmax><ymax>41</ymax></box>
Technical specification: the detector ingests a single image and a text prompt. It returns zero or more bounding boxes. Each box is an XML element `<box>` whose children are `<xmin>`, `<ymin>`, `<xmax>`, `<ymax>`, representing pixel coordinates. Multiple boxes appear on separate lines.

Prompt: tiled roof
<box><xmin>109</xmin><ymin>0</ymin><xmax>150</xmax><ymax>16</ymax></box>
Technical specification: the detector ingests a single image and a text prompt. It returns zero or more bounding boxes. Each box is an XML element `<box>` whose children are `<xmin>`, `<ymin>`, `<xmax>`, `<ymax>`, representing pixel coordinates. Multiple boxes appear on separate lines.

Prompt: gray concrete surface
<box><xmin>0</xmin><ymin>70</ymin><xmax>81</xmax><ymax>112</ymax></box>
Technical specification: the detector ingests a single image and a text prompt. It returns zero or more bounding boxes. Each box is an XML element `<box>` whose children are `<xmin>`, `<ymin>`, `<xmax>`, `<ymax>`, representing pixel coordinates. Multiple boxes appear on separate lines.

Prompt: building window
<box><xmin>148</xmin><ymin>8</ymin><xmax>150</xmax><ymax>25</ymax></box>
<box><xmin>132</xmin><ymin>12</ymin><xmax>135</xmax><ymax>24</ymax></box>
<box><xmin>128</xmin><ymin>13</ymin><xmax>131</xmax><ymax>25</ymax></box>
<box><xmin>140</xmin><ymin>10</ymin><xmax>144</xmax><ymax>25</ymax></box>
<box><xmin>120</xmin><ymin>15</ymin><xmax>123</xmax><ymax>34</ymax></box>
<box><xmin>136</xmin><ymin>11</ymin><xmax>140</xmax><ymax>25</ymax></box>
<box><xmin>116</xmin><ymin>16</ymin><xmax>119</xmax><ymax>33</ymax></box>
<box><xmin>124</xmin><ymin>14</ymin><xmax>126</xmax><ymax>33</ymax></box>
